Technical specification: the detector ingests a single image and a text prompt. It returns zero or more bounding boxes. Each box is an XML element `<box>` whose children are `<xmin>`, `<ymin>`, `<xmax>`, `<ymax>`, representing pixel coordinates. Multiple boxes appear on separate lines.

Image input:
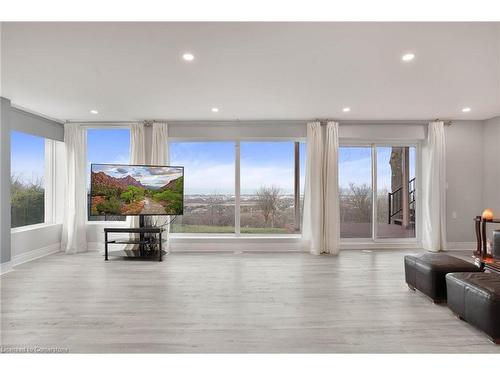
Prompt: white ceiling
<box><xmin>1</xmin><ymin>22</ymin><xmax>499</xmax><ymax>122</ymax></box>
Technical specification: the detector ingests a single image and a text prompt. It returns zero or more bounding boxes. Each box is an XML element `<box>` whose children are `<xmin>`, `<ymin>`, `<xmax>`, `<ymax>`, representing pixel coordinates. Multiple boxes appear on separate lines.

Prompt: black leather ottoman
<box><xmin>404</xmin><ymin>253</ymin><xmax>480</xmax><ymax>303</ymax></box>
<box><xmin>446</xmin><ymin>272</ymin><xmax>500</xmax><ymax>343</ymax></box>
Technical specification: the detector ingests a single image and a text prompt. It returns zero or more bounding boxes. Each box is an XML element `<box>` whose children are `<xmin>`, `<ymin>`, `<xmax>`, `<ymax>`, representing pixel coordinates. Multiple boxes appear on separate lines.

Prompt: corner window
<box><xmin>10</xmin><ymin>131</ymin><xmax>46</xmax><ymax>228</ymax></box>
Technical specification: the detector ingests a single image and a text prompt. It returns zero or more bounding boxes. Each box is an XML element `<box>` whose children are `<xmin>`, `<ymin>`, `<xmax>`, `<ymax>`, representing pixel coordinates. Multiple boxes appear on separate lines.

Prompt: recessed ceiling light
<box><xmin>462</xmin><ymin>107</ymin><xmax>471</xmax><ymax>113</ymax></box>
<box><xmin>211</xmin><ymin>107</ymin><xmax>219</xmax><ymax>113</ymax></box>
<box><xmin>401</xmin><ymin>53</ymin><xmax>415</xmax><ymax>62</ymax></box>
<box><xmin>182</xmin><ymin>52</ymin><xmax>194</xmax><ymax>61</ymax></box>
<box><xmin>90</xmin><ymin>109</ymin><xmax>98</xmax><ymax>114</ymax></box>
<box><xmin>342</xmin><ymin>107</ymin><xmax>351</xmax><ymax>113</ymax></box>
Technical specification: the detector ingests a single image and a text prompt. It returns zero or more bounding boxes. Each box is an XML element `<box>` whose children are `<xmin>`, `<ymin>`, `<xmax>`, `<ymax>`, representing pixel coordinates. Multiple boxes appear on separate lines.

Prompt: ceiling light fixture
<box><xmin>90</xmin><ymin>109</ymin><xmax>98</xmax><ymax>114</ymax></box>
<box><xmin>462</xmin><ymin>107</ymin><xmax>471</xmax><ymax>113</ymax></box>
<box><xmin>182</xmin><ymin>52</ymin><xmax>195</xmax><ymax>61</ymax></box>
<box><xmin>401</xmin><ymin>53</ymin><xmax>415</xmax><ymax>62</ymax></box>
<box><xmin>211</xmin><ymin>107</ymin><xmax>219</xmax><ymax>113</ymax></box>
<box><xmin>342</xmin><ymin>107</ymin><xmax>351</xmax><ymax>113</ymax></box>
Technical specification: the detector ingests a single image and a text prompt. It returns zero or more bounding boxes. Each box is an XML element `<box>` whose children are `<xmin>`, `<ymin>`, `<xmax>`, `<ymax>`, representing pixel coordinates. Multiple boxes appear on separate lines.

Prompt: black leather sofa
<box><xmin>446</xmin><ymin>272</ymin><xmax>500</xmax><ymax>344</ymax></box>
<box><xmin>404</xmin><ymin>253</ymin><xmax>481</xmax><ymax>303</ymax></box>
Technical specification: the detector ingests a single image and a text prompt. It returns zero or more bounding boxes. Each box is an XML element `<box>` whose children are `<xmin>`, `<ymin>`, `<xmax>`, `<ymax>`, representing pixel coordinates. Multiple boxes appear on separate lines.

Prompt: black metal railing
<box><xmin>388</xmin><ymin>178</ymin><xmax>415</xmax><ymax>225</ymax></box>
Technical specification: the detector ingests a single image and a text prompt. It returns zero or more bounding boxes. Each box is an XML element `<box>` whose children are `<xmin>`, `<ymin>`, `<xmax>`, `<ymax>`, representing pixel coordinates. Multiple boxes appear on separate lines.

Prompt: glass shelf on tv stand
<box><xmin>107</xmin><ymin>238</ymin><xmax>159</xmax><ymax>245</ymax></box>
<box><xmin>104</xmin><ymin>226</ymin><xmax>165</xmax><ymax>261</ymax></box>
<box><xmin>106</xmin><ymin>248</ymin><xmax>167</xmax><ymax>259</ymax></box>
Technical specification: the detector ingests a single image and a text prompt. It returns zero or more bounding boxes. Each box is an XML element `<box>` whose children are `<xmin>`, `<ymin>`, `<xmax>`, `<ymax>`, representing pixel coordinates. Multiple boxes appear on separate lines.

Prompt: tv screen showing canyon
<box><xmin>90</xmin><ymin>164</ymin><xmax>184</xmax><ymax>216</ymax></box>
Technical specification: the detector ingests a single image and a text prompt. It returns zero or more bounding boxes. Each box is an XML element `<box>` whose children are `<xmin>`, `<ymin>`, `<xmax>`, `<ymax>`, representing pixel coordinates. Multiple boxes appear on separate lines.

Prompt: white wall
<box><xmin>483</xmin><ymin>116</ymin><xmax>500</xmax><ymax>214</ymax></box>
<box><xmin>8</xmin><ymin>140</ymin><xmax>66</xmax><ymax>265</ymax></box>
<box><xmin>11</xmin><ymin>224</ymin><xmax>62</xmax><ymax>264</ymax></box>
<box><xmin>0</xmin><ymin>97</ymin><xmax>65</xmax><ymax>271</ymax></box>
<box><xmin>445</xmin><ymin>120</ymin><xmax>485</xmax><ymax>245</ymax></box>
<box><xmin>169</xmin><ymin>121</ymin><xmax>306</xmax><ymax>140</ymax></box>
<box><xmin>168</xmin><ymin>121</ymin><xmax>427</xmax><ymax>141</ymax></box>
<box><xmin>0</xmin><ymin>97</ymin><xmax>11</xmax><ymax>266</ymax></box>
<box><xmin>0</xmin><ymin>27</ymin><xmax>10</xmax><ymax>269</ymax></box>
<box><xmin>339</xmin><ymin>122</ymin><xmax>426</xmax><ymax>140</ymax></box>
<box><xmin>10</xmin><ymin>107</ymin><xmax>64</xmax><ymax>141</ymax></box>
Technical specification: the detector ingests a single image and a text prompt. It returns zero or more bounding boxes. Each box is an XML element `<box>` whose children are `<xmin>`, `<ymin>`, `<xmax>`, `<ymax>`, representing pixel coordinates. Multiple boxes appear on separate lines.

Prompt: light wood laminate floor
<box><xmin>2</xmin><ymin>250</ymin><xmax>499</xmax><ymax>353</ymax></box>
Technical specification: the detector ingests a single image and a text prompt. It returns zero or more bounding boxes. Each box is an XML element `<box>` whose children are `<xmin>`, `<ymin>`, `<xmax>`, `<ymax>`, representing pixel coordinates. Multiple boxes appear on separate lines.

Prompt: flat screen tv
<box><xmin>90</xmin><ymin>164</ymin><xmax>184</xmax><ymax>216</ymax></box>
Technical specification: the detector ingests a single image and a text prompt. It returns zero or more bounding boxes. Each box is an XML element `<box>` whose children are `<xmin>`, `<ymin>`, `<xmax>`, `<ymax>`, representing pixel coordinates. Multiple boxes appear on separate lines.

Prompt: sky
<box><xmin>87</xmin><ymin>129</ymin><xmax>130</xmax><ymax>166</ymax></box>
<box><xmin>170</xmin><ymin>141</ymin><xmax>307</xmax><ymax>194</ymax></box>
<box><xmin>10</xmin><ymin>131</ymin><xmax>46</xmax><ymax>184</ymax></box>
<box><xmin>339</xmin><ymin>146</ymin><xmax>416</xmax><ymax>192</ymax></box>
<box><xmin>12</xmin><ymin>128</ymin><xmax>415</xmax><ymax>195</ymax></box>
<box><xmin>92</xmin><ymin>164</ymin><xmax>183</xmax><ymax>188</ymax></box>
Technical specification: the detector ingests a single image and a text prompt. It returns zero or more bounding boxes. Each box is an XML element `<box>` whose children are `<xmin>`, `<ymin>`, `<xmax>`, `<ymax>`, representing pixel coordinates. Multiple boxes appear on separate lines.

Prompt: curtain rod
<box><xmin>66</xmin><ymin>119</ymin><xmax>450</xmax><ymax>126</ymax></box>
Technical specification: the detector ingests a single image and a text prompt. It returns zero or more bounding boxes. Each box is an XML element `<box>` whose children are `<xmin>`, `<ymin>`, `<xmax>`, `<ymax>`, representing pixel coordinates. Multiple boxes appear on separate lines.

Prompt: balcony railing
<box><xmin>388</xmin><ymin>178</ymin><xmax>415</xmax><ymax>226</ymax></box>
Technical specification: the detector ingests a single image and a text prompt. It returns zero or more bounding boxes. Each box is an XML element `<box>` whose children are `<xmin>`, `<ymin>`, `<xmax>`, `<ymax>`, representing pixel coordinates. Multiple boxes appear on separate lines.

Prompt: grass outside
<box><xmin>240</xmin><ymin>227</ymin><xmax>290</xmax><ymax>234</ymax></box>
<box><xmin>171</xmin><ymin>224</ymin><xmax>291</xmax><ymax>234</ymax></box>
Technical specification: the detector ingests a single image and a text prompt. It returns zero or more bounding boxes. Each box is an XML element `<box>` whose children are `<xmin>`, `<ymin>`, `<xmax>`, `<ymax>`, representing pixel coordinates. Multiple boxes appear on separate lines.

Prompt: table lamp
<box><xmin>482</xmin><ymin>208</ymin><xmax>494</xmax><ymax>221</ymax></box>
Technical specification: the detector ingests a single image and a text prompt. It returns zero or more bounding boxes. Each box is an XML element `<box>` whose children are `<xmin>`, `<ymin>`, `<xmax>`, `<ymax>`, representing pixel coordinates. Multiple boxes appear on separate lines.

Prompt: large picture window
<box><xmin>87</xmin><ymin>128</ymin><xmax>131</xmax><ymax>221</ymax></box>
<box><xmin>240</xmin><ymin>142</ymin><xmax>305</xmax><ymax>234</ymax></box>
<box><xmin>170</xmin><ymin>142</ymin><xmax>235</xmax><ymax>233</ymax></box>
<box><xmin>10</xmin><ymin>131</ymin><xmax>46</xmax><ymax>228</ymax></box>
<box><xmin>169</xmin><ymin>140</ymin><xmax>305</xmax><ymax>235</ymax></box>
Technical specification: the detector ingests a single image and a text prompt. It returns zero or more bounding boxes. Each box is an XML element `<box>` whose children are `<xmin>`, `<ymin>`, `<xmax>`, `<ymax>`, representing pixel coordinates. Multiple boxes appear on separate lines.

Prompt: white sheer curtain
<box><xmin>150</xmin><ymin>122</ymin><xmax>170</xmax><ymax>247</ymax></box>
<box><xmin>128</xmin><ymin>123</ymin><xmax>146</xmax><ymax>231</ymax></box>
<box><xmin>302</xmin><ymin>121</ymin><xmax>340</xmax><ymax>255</ymax></box>
<box><xmin>302</xmin><ymin>122</ymin><xmax>323</xmax><ymax>254</ymax></box>
<box><xmin>422</xmin><ymin>121</ymin><xmax>447</xmax><ymax>251</ymax></box>
<box><xmin>61</xmin><ymin>123</ymin><xmax>88</xmax><ymax>254</ymax></box>
<box><xmin>151</xmin><ymin>122</ymin><xmax>169</xmax><ymax>167</ymax></box>
<box><xmin>323</xmin><ymin>121</ymin><xmax>340</xmax><ymax>254</ymax></box>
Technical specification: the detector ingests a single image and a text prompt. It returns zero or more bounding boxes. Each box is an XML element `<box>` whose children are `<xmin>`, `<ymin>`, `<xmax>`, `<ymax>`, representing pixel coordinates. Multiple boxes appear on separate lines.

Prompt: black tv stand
<box><xmin>104</xmin><ymin>217</ymin><xmax>166</xmax><ymax>261</ymax></box>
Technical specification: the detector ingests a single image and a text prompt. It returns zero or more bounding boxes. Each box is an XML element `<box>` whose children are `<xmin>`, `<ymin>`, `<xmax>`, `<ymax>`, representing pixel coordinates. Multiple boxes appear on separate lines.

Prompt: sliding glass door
<box><xmin>339</xmin><ymin>147</ymin><xmax>373</xmax><ymax>238</ymax></box>
<box><xmin>340</xmin><ymin>144</ymin><xmax>417</xmax><ymax>241</ymax></box>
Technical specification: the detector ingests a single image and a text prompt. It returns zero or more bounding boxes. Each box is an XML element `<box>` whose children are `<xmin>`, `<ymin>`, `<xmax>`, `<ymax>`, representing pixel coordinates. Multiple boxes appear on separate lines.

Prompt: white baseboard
<box><xmin>341</xmin><ymin>242</ymin><xmax>421</xmax><ymax>250</ymax></box>
<box><xmin>1</xmin><ymin>244</ymin><xmax>60</xmax><ymax>275</ymax></box>
<box><xmin>90</xmin><ymin>238</ymin><xmax>425</xmax><ymax>253</ymax></box>
<box><xmin>0</xmin><ymin>261</ymin><xmax>13</xmax><ymax>275</ymax></box>
<box><xmin>169</xmin><ymin>237</ymin><xmax>302</xmax><ymax>252</ymax></box>
<box><xmin>10</xmin><ymin>243</ymin><xmax>61</xmax><ymax>268</ymax></box>
<box><xmin>446</xmin><ymin>242</ymin><xmax>476</xmax><ymax>251</ymax></box>
<box><xmin>89</xmin><ymin>237</ymin><xmax>303</xmax><ymax>253</ymax></box>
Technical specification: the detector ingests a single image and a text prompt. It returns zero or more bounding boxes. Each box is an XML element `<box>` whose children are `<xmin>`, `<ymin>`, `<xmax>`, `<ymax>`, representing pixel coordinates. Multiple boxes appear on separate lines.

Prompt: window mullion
<box><xmin>294</xmin><ymin>142</ymin><xmax>300</xmax><ymax>232</ymax></box>
<box><xmin>372</xmin><ymin>145</ymin><xmax>378</xmax><ymax>241</ymax></box>
<box><xmin>235</xmin><ymin>141</ymin><xmax>241</xmax><ymax>236</ymax></box>
<box><xmin>44</xmin><ymin>139</ymin><xmax>56</xmax><ymax>223</ymax></box>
